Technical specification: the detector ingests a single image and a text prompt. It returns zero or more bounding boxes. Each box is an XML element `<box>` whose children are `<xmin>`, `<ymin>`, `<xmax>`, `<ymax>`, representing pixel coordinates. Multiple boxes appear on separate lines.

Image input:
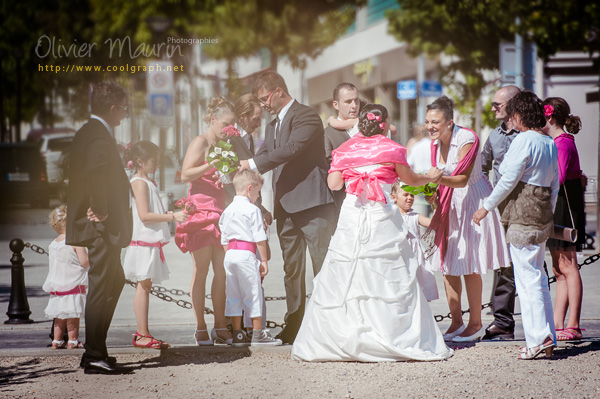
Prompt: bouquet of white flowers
<box><xmin>206</xmin><ymin>140</ymin><xmax>239</xmax><ymax>175</ymax></box>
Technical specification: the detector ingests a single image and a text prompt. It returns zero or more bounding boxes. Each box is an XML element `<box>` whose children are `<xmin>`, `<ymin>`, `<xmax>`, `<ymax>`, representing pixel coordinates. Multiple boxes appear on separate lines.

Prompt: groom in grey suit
<box><xmin>239</xmin><ymin>71</ymin><xmax>334</xmax><ymax>343</ymax></box>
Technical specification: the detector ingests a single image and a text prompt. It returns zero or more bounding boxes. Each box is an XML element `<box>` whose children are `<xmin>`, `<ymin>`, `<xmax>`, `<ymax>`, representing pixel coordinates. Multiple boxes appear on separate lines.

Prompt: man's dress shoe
<box><xmin>80</xmin><ymin>356</ymin><xmax>116</xmax><ymax>369</ymax></box>
<box><xmin>482</xmin><ymin>324</ymin><xmax>514</xmax><ymax>340</ymax></box>
<box><xmin>83</xmin><ymin>359</ymin><xmax>132</xmax><ymax>375</ymax></box>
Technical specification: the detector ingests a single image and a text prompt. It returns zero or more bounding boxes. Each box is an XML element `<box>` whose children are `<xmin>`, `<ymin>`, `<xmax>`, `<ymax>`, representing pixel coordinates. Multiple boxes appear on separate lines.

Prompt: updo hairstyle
<box><xmin>505</xmin><ymin>91</ymin><xmax>546</xmax><ymax>130</ymax></box>
<box><xmin>49</xmin><ymin>204</ymin><xmax>68</xmax><ymax>234</ymax></box>
<box><xmin>123</xmin><ymin>140</ymin><xmax>160</xmax><ymax>171</ymax></box>
<box><xmin>357</xmin><ymin>104</ymin><xmax>389</xmax><ymax>137</ymax></box>
<box><xmin>203</xmin><ymin>96</ymin><xmax>235</xmax><ymax>124</ymax></box>
<box><xmin>543</xmin><ymin>97</ymin><xmax>582</xmax><ymax>134</ymax></box>
<box><xmin>426</xmin><ymin>95</ymin><xmax>454</xmax><ymax>121</ymax></box>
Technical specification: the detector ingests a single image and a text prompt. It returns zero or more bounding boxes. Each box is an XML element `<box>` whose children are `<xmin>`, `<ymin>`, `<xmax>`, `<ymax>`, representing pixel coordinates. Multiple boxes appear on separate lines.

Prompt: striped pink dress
<box><xmin>430</xmin><ymin>127</ymin><xmax>510</xmax><ymax>275</ymax></box>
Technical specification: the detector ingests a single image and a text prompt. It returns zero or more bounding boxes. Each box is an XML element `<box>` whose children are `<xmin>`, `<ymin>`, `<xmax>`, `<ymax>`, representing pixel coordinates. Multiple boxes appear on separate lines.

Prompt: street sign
<box><xmin>147</xmin><ymin>60</ymin><xmax>174</xmax><ymax>118</ymax></box>
<box><xmin>421</xmin><ymin>80</ymin><xmax>442</xmax><ymax>97</ymax></box>
<box><xmin>149</xmin><ymin>93</ymin><xmax>173</xmax><ymax>117</ymax></box>
<box><xmin>397</xmin><ymin>80</ymin><xmax>417</xmax><ymax>100</ymax></box>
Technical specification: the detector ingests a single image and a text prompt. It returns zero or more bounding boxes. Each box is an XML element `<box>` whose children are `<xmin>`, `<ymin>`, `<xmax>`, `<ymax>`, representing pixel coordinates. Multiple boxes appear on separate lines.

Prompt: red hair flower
<box><xmin>544</xmin><ymin>104</ymin><xmax>554</xmax><ymax>117</ymax></box>
<box><xmin>222</xmin><ymin>125</ymin><xmax>241</xmax><ymax>137</ymax></box>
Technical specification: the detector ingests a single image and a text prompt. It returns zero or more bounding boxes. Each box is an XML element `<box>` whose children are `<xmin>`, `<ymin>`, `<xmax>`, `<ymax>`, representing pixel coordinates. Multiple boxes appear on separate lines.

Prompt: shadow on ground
<box><xmin>0</xmin><ymin>358</ymin><xmax>78</xmax><ymax>389</ymax></box>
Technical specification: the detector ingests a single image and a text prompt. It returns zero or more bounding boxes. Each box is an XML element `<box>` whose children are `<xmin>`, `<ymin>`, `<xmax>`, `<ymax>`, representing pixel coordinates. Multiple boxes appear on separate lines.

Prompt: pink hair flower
<box><xmin>379</xmin><ymin>122</ymin><xmax>386</xmax><ymax>129</ymax></box>
<box><xmin>127</xmin><ymin>160</ymin><xmax>134</xmax><ymax>169</ymax></box>
<box><xmin>366</xmin><ymin>112</ymin><xmax>376</xmax><ymax>121</ymax></box>
<box><xmin>544</xmin><ymin>104</ymin><xmax>554</xmax><ymax>117</ymax></box>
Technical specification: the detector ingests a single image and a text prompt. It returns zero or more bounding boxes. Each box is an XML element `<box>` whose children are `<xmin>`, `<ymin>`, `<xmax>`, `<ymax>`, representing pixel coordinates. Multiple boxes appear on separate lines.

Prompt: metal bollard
<box><xmin>5</xmin><ymin>238</ymin><xmax>34</xmax><ymax>324</ymax></box>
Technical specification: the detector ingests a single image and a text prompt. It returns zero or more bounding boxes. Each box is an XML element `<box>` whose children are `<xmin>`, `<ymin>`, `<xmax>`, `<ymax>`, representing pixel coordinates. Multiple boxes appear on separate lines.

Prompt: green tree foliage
<box><xmin>194</xmin><ymin>0</ymin><xmax>365</xmax><ymax>98</ymax></box>
<box><xmin>387</xmin><ymin>0</ymin><xmax>599</xmax><ymax>125</ymax></box>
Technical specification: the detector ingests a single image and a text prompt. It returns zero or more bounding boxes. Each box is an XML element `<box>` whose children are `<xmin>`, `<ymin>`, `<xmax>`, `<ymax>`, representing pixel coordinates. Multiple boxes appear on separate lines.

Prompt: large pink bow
<box><xmin>342</xmin><ymin>167</ymin><xmax>398</xmax><ymax>203</ymax></box>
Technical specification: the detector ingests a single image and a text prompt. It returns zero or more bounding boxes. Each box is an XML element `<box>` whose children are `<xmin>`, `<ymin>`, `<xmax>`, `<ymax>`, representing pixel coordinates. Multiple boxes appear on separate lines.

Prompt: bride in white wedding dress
<box><xmin>291</xmin><ymin>105</ymin><xmax>453</xmax><ymax>362</ymax></box>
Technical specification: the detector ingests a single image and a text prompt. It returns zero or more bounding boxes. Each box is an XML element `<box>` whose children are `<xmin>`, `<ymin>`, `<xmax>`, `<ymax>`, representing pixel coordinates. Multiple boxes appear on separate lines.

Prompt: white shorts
<box><xmin>224</xmin><ymin>249</ymin><xmax>263</xmax><ymax>318</ymax></box>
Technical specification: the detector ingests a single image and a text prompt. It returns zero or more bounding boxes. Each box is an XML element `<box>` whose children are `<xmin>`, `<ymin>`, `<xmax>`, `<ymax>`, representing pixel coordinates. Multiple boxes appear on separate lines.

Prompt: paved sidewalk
<box><xmin>1</xmin><ymin>208</ymin><xmax>599</xmax><ymax>355</ymax></box>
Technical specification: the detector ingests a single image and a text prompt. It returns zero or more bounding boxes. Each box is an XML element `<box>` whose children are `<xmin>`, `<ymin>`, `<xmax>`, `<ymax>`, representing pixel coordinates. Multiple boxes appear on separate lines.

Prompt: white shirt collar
<box><xmin>277</xmin><ymin>98</ymin><xmax>295</xmax><ymax>123</ymax></box>
<box><xmin>91</xmin><ymin>115</ymin><xmax>113</xmax><ymax>137</ymax></box>
<box><xmin>235</xmin><ymin>123</ymin><xmax>249</xmax><ymax>138</ymax></box>
<box><xmin>233</xmin><ymin>195</ymin><xmax>251</xmax><ymax>203</ymax></box>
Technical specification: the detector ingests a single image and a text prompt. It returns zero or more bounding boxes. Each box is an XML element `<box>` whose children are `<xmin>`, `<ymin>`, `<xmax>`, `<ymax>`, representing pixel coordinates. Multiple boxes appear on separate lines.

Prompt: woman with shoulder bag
<box><xmin>543</xmin><ymin>97</ymin><xmax>586</xmax><ymax>341</ymax></box>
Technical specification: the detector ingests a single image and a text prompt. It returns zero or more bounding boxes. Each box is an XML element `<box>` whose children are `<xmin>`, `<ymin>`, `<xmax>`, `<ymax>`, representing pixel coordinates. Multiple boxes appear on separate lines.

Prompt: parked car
<box><xmin>36</xmin><ymin>132</ymin><xmax>75</xmax><ymax>185</ymax></box>
<box><xmin>26</xmin><ymin>127</ymin><xmax>75</xmax><ymax>143</ymax></box>
<box><xmin>0</xmin><ymin>143</ymin><xmax>50</xmax><ymax>208</ymax></box>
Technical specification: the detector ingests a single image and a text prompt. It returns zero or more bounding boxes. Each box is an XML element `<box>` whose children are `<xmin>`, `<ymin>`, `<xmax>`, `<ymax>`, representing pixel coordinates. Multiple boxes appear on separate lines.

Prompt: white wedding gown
<box><xmin>292</xmin><ymin>165</ymin><xmax>453</xmax><ymax>362</ymax></box>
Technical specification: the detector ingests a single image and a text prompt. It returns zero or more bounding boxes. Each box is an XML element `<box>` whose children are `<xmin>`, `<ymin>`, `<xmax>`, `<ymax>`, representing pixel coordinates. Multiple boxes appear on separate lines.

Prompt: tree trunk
<box><xmin>270</xmin><ymin>49</ymin><xmax>278</xmax><ymax>72</ymax></box>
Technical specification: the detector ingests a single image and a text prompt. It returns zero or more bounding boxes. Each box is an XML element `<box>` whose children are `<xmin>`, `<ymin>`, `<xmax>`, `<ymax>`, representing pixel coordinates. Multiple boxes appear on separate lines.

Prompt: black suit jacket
<box><xmin>226</xmin><ymin>134</ymin><xmax>268</xmax><ymax>214</ymax></box>
<box><xmin>324</xmin><ymin>125</ymin><xmax>350</xmax><ymax>165</ymax></box>
<box><xmin>254</xmin><ymin>101</ymin><xmax>333</xmax><ymax>217</ymax></box>
<box><xmin>66</xmin><ymin>118</ymin><xmax>132</xmax><ymax>248</ymax></box>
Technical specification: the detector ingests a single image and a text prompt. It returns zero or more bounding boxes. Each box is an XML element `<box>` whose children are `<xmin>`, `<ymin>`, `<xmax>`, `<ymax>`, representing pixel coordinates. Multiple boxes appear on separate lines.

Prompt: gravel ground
<box><xmin>1</xmin><ymin>342</ymin><xmax>599</xmax><ymax>399</ymax></box>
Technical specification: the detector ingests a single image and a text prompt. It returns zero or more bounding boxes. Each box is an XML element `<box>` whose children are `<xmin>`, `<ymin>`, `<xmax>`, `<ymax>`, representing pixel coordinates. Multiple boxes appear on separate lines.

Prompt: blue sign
<box><xmin>421</xmin><ymin>80</ymin><xmax>443</xmax><ymax>97</ymax></box>
<box><xmin>397</xmin><ymin>80</ymin><xmax>417</xmax><ymax>100</ymax></box>
<box><xmin>148</xmin><ymin>93</ymin><xmax>173</xmax><ymax>117</ymax></box>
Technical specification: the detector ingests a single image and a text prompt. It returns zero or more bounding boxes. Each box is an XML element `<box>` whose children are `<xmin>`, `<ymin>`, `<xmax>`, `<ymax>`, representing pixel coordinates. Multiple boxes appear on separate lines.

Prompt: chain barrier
<box><xmin>22</xmin><ymin>241</ymin><xmax>600</xmax><ymax>326</ymax></box>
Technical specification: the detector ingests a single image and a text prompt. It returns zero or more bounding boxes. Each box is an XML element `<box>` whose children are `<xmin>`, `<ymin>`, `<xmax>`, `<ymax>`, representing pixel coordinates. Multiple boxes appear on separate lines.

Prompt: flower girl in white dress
<box><xmin>122</xmin><ymin>141</ymin><xmax>188</xmax><ymax>349</ymax></box>
<box><xmin>43</xmin><ymin>205</ymin><xmax>89</xmax><ymax>349</ymax></box>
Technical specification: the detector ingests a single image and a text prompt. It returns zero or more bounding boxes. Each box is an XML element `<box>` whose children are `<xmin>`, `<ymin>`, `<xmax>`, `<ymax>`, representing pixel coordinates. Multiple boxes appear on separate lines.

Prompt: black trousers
<box><xmin>490</xmin><ymin>265</ymin><xmax>516</xmax><ymax>331</ymax></box>
<box><xmin>81</xmin><ymin>236</ymin><xmax>125</xmax><ymax>364</ymax></box>
<box><xmin>276</xmin><ymin>203</ymin><xmax>334</xmax><ymax>343</ymax></box>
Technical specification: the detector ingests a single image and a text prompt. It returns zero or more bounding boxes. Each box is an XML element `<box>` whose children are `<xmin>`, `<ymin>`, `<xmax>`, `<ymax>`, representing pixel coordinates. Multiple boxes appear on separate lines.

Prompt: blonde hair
<box><xmin>391</xmin><ymin>181</ymin><xmax>411</xmax><ymax>197</ymax></box>
<box><xmin>233</xmin><ymin>169</ymin><xmax>263</xmax><ymax>194</ymax></box>
<box><xmin>49</xmin><ymin>205</ymin><xmax>67</xmax><ymax>234</ymax></box>
<box><xmin>203</xmin><ymin>96</ymin><xmax>234</xmax><ymax>124</ymax></box>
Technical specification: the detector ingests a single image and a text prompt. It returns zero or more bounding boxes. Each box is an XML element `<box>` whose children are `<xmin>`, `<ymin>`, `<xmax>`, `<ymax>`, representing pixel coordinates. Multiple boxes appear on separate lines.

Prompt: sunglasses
<box><xmin>491</xmin><ymin>102</ymin><xmax>505</xmax><ymax>110</ymax></box>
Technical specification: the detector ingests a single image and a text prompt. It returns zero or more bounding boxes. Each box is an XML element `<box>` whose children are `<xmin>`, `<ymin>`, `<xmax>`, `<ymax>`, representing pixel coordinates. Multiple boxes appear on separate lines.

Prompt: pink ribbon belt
<box><xmin>342</xmin><ymin>167</ymin><xmax>399</xmax><ymax>203</ymax></box>
<box><xmin>129</xmin><ymin>240</ymin><xmax>169</xmax><ymax>263</ymax></box>
<box><xmin>50</xmin><ymin>285</ymin><xmax>86</xmax><ymax>296</ymax></box>
<box><xmin>227</xmin><ymin>239</ymin><xmax>257</xmax><ymax>254</ymax></box>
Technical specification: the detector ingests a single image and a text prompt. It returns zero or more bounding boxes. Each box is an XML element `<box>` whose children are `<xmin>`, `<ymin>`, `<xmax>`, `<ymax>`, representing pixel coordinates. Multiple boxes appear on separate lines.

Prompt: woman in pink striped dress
<box><xmin>424</xmin><ymin>96</ymin><xmax>510</xmax><ymax>343</ymax></box>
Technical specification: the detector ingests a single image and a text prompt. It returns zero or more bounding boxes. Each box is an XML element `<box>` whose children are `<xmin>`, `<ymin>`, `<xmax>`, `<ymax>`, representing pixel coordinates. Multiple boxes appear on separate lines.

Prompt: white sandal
<box><xmin>51</xmin><ymin>340</ymin><xmax>66</xmax><ymax>349</ymax></box>
<box><xmin>194</xmin><ymin>329</ymin><xmax>213</xmax><ymax>346</ymax></box>
<box><xmin>67</xmin><ymin>340</ymin><xmax>84</xmax><ymax>349</ymax></box>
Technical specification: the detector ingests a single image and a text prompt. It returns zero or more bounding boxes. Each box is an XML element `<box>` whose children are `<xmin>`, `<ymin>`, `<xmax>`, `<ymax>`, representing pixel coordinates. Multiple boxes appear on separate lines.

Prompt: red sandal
<box><xmin>132</xmin><ymin>332</ymin><xmax>171</xmax><ymax>349</ymax></box>
<box><xmin>556</xmin><ymin>327</ymin><xmax>584</xmax><ymax>341</ymax></box>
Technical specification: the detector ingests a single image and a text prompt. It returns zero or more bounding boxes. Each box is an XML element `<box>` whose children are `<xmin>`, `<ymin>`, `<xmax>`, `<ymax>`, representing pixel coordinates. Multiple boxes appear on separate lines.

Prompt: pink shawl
<box><xmin>423</xmin><ymin>127</ymin><xmax>480</xmax><ymax>269</ymax></box>
<box><xmin>330</xmin><ymin>133</ymin><xmax>407</xmax><ymax>204</ymax></box>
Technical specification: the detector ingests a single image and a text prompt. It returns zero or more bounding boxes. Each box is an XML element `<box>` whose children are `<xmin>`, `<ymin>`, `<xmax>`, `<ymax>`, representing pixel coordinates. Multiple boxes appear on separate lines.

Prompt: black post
<box><xmin>5</xmin><ymin>238</ymin><xmax>34</xmax><ymax>324</ymax></box>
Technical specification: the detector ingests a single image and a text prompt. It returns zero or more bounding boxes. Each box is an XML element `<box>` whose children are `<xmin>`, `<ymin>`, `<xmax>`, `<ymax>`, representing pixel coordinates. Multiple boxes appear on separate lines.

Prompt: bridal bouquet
<box><xmin>401</xmin><ymin>182</ymin><xmax>438</xmax><ymax>197</ymax></box>
<box><xmin>206</xmin><ymin>140</ymin><xmax>239</xmax><ymax>175</ymax></box>
<box><xmin>175</xmin><ymin>198</ymin><xmax>197</xmax><ymax>215</ymax></box>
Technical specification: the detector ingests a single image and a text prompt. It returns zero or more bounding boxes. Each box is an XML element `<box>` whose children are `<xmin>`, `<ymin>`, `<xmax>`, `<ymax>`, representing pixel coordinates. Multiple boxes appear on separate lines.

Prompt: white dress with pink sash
<box><xmin>291</xmin><ymin>134</ymin><xmax>452</xmax><ymax>362</ymax></box>
<box><xmin>123</xmin><ymin>177</ymin><xmax>170</xmax><ymax>283</ymax></box>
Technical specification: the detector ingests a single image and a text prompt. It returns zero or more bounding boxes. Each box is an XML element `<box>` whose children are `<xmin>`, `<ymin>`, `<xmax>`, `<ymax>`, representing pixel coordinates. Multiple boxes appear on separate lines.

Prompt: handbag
<box><xmin>550</xmin><ymin>184</ymin><xmax>577</xmax><ymax>243</ymax></box>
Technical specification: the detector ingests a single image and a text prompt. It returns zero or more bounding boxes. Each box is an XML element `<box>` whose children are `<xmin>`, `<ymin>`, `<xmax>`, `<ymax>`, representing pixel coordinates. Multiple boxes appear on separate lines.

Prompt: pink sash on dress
<box><xmin>422</xmin><ymin>127</ymin><xmax>480</xmax><ymax>270</ymax></box>
<box><xmin>129</xmin><ymin>240</ymin><xmax>169</xmax><ymax>263</ymax></box>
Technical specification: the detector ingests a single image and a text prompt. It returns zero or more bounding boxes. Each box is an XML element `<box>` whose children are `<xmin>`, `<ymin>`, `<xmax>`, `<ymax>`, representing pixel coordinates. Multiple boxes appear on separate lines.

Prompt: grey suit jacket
<box><xmin>254</xmin><ymin>101</ymin><xmax>333</xmax><ymax>217</ymax></box>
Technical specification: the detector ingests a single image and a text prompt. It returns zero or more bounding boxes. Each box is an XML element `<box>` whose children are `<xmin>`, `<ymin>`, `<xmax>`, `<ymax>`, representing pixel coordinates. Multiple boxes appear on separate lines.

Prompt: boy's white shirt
<box><xmin>219</xmin><ymin>196</ymin><xmax>267</xmax><ymax>245</ymax></box>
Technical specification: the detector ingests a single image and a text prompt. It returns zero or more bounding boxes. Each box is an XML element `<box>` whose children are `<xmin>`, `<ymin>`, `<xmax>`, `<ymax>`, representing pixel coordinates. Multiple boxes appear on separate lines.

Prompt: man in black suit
<box><xmin>66</xmin><ymin>81</ymin><xmax>133</xmax><ymax>374</ymax></box>
<box><xmin>239</xmin><ymin>72</ymin><xmax>334</xmax><ymax>343</ymax></box>
<box><xmin>324</xmin><ymin>83</ymin><xmax>360</xmax><ymax>224</ymax></box>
